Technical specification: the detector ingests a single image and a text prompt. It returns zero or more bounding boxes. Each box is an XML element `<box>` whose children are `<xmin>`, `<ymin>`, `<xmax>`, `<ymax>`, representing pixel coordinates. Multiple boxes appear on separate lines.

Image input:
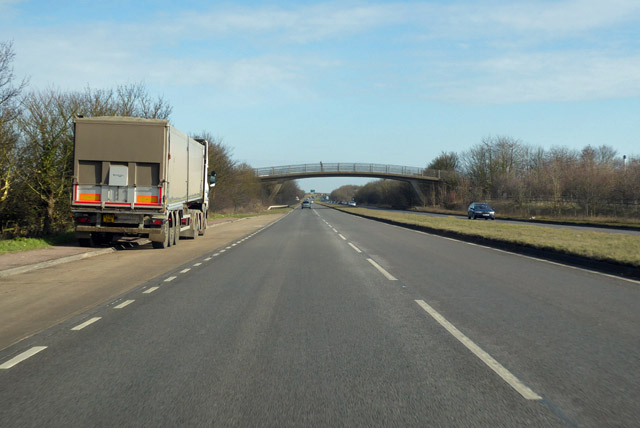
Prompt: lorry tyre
<box><xmin>152</xmin><ymin>223</ymin><xmax>170</xmax><ymax>249</ymax></box>
<box><xmin>198</xmin><ymin>214</ymin><xmax>205</xmax><ymax>236</ymax></box>
<box><xmin>172</xmin><ymin>216</ymin><xmax>179</xmax><ymax>246</ymax></box>
<box><xmin>192</xmin><ymin>217</ymin><xmax>198</xmax><ymax>240</ymax></box>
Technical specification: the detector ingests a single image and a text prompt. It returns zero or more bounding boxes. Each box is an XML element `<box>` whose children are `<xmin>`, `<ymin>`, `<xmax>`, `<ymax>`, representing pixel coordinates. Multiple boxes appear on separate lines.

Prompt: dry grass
<box><xmin>337</xmin><ymin>207</ymin><xmax>640</xmax><ymax>267</ymax></box>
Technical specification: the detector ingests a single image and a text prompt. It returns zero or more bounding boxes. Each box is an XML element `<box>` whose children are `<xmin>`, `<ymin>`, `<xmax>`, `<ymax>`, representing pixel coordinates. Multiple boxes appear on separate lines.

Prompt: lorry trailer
<box><xmin>71</xmin><ymin>116</ymin><xmax>215</xmax><ymax>249</ymax></box>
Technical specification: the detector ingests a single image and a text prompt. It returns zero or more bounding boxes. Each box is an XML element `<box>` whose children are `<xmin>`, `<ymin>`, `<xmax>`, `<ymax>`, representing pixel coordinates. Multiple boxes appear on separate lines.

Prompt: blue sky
<box><xmin>2</xmin><ymin>0</ymin><xmax>639</xmax><ymax>192</ymax></box>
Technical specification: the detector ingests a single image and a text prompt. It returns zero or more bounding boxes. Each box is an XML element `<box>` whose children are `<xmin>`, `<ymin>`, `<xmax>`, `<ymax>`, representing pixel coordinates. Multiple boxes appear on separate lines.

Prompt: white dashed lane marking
<box><xmin>367</xmin><ymin>258</ymin><xmax>397</xmax><ymax>281</ymax></box>
<box><xmin>348</xmin><ymin>242</ymin><xmax>362</xmax><ymax>253</ymax></box>
<box><xmin>0</xmin><ymin>346</ymin><xmax>48</xmax><ymax>369</ymax></box>
<box><xmin>114</xmin><ymin>300</ymin><xmax>134</xmax><ymax>309</ymax></box>
<box><xmin>71</xmin><ymin>317</ymin><xmax>101</xmax><ymax>331</ymax></box>
<box><xmin>144</xmin><ymin>287</ymin><xmax>159</xmax><ymax>294</ymax></box>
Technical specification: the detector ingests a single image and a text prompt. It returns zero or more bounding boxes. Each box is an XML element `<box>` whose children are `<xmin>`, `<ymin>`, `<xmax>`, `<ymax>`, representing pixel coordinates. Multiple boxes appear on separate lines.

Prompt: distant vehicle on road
<box><xmin>468</xmin><ymin>202</ymin><xmax>495</xmax><ymax>220</ymax></box>
<box><xmin>301</xmin><ymin>200</ymin><xmax>311</xmax><ymax>209</ymax></box>
<box><xmin>348</xmin><ymin>201</ymin><xmax>357</xmax><ymax>207</ymax></box>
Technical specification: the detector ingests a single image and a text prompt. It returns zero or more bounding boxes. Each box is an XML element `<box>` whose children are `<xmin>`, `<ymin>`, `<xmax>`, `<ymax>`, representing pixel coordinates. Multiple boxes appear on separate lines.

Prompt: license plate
<box><xmin>103</xmin><ymin>214</ymin><xmax>115</xmax><ymax>223</ymax></box>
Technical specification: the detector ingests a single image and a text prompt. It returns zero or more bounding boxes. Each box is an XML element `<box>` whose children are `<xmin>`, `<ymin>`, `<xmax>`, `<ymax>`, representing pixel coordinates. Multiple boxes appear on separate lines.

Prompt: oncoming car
<box><xmin>348</xmin><ymin>201</ymin><xmax>357</xmax><ymax>207</ymax></box>
<box><xmin>468</xmin><ymin>202</ymin><xmax>495</xmax><ymax>220</ymax></box>
<box><xmin>301</xmin><ymin>200</ymin><xmax>311</xmax><ymax>209</ymax></box>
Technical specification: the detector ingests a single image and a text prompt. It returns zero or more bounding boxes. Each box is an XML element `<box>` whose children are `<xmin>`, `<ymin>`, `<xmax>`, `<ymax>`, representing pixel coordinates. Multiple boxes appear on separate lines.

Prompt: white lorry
<box><xmin>71</xmin><ymin>116</ymin><xmax>215</xmax><ymax>248</ymax></box>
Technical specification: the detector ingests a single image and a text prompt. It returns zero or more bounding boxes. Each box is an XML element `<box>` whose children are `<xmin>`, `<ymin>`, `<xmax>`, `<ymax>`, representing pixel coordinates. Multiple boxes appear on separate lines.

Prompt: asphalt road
<box><xmin>1</xmin><ymin>206</ymin><xmax>639</xmax><ymax>427</ymax></box>
<box><xmin>360</xmin><ymin>205</ymin><xmax>640</xmax><ymax>235</ymax></box>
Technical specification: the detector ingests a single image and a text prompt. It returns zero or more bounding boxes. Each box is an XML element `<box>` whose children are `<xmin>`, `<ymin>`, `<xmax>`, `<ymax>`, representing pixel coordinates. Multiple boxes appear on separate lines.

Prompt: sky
<box><xmin>1</xmin><ymin>0</ymin><xmax>639</xmax><ymax>192</ymax></box>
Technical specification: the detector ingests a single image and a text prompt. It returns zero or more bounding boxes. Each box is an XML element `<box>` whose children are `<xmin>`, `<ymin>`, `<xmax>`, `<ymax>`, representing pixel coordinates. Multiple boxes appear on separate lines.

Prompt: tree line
<box><xmin>0</xmin><ymin>41</ymin><xmax>302</xmax><ymax>238</ymax></box>
<box><xmin>344</xmin><ymin>136</ymin><xmax>640</xmax><ymax>218</ymax></box>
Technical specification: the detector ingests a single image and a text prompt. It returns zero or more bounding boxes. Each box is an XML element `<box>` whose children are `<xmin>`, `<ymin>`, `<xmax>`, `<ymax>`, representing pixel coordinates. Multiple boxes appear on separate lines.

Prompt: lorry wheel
<box><xmin>192</xmin><ymin>217</ymin><xmax>199</xmax><ymax>240</ymax></box>
<box><xmin>152</xmin><ymin>223</ymin><xmax>171</xmax><ymax>249</ymax></box>
<box><xmin>172</xmin><ymin>219</ymin><xmax>179</xmax><ymax>245</ymax></box>
<box><xmin>197</xmin><ymin>213</ymin><xmax>205</xmax><ymax>236</ymax></box>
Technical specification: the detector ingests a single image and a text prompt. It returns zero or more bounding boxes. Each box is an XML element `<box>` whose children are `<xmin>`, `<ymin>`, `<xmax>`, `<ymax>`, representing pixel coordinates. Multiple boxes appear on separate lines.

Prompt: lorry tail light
<box><xmin>76</xmin><ymin>216</ymin><xmax>90</xmax><ymax>223</ymax></box>
<box><xmin>152</xmin><ymin>219</ymin><xmax>163</xmax><ymax>226</ymax></box>
<box><xmin>181</xmin><ymin>218</ymin><xmax>187</xmax><ymax>225</ymax></box>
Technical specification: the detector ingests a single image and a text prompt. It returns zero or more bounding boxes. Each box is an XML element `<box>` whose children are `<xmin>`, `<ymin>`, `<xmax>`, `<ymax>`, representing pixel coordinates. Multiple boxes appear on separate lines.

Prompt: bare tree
<box><xmin>115</xmin><ymin>82</ymin><xmax>172</xmax><ymax>119</ymax></box>
<box><xmin>0</xmin><ymin>41</ymin><xmax>28</xmax><ymax>117</ymax></box>
<box><xmin>18</xmin><ymin>89</ymin><xmax>76</xmax><ymax>234</ymax></box>
<box><xmin>0</xmin><ymin>40</ymin><xmax>28</xmax><ymax>210</ymax></box>
<box><xmin>74</xmin><ymin>83</ymin><xmax>172</xmax><ymax>119</ymax></box>
<box><xmin>427</xmin><ymin>151</ymin><xmax>460</xmax><ymax>171</ymax></box>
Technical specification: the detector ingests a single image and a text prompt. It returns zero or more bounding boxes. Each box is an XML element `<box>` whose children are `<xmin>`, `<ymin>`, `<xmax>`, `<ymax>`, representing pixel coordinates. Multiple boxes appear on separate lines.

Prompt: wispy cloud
<box><xmin>0</xmin><ymin>0</ymin><xmax>24</xmax><ymax>22</ymax></box>
<box><xmin>437</xmin><ymin>52</ymin><xmax>640</xmax><ymax>103</ymax></box>
<box><xmin>161</xmin><ymin>1</ymin><xmax>640</xmax><ymax>42</ymax></box>
<box><xmin>482</xmin><ymin>0</ymin><xmax>640</xmax><ymax>34</ymax></box>
<box><xmin>3</xmin><ymin>1</ymin><xmax>640</xmax><ymax>105</ymax></box>
<box><xmin>172</xmin><ymin>3</ymin><xmax>411</xmax><ymax>43</ymax></box>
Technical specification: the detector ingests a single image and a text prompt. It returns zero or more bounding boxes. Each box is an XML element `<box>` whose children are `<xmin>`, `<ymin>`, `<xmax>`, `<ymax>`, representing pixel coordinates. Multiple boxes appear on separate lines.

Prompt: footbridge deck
<box><xmin>254</xmin><ymin>163</ymin><xmax>445</xmax><ymax>183</ymax></box>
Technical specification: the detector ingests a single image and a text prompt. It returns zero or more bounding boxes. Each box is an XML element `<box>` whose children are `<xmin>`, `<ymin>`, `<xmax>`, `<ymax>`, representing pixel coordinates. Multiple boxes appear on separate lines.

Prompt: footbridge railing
<box><xmin>254</xmin><ymin>163</ymin><xmax>445</xmax><ymax>180</ymax></box>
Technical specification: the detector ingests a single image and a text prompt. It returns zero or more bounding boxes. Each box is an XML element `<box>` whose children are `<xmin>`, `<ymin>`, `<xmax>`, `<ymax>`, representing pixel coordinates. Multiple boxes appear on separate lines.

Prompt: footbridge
<box><xmin>254</xmin><ymin>163</ymin><xmax>448</xmax><ymax>204</ymax></box>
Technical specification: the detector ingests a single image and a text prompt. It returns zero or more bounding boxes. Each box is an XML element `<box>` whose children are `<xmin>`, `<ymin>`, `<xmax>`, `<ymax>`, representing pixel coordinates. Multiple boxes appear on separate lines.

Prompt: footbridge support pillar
<box><xmin>268</xmin><ymin>181</ymin><xmax>284</xmax><ymax>203</ymax></box>
<box><xmin>408</xmin><ymin>180</ymin><xmax>427</xmax><ymax>207</ymax></box>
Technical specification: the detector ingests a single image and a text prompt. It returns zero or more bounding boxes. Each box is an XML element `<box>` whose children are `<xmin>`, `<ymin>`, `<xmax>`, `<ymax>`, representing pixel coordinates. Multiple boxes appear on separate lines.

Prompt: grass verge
<box><xmin>332</xmin><ymin>206</ymin><xmax>640</xmax><ymax>269</ymax></box>
<box><xmin>0</xmin><ymin>232</ymin><xmax>76</xmax><ymax>254</ymax></box>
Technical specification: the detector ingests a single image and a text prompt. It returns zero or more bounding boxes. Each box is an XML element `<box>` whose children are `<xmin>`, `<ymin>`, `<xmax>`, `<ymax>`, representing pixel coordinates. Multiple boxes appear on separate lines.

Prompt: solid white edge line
<box><xmin>180</xmin><ymin>268</ymin><xmax>191</xmax><ymax>273</ymax></box>
<box><xmin>0</xmin><ymin>346</ymin><xmax>48</xmax><ymax>369</ymax></box>
<box><xmin>114</xmin><ymin>300</ymin><xmax>134</xmax><ymax>309</ymax></box>
<box><xmin>71</xmin><ymin>317</ymin><xmax>102</xmax><ymax>331</ymax></box>
<box><xmin>414</xmin><ymin>299</ymin><xmax>542</xmax><ymax>400</ymax></box>
<box><xmin>338</xmin><ymin>234</ymin><xmax>347</xmax><ymax>240</ymax></box>
<box><xmin>143</xmin><ymin>286</ymin><xmax>159</xmax><ymax>294</ymax></box>
<box><xmin>366</xmin><ymin>258</ymin><xmax>397</xmax><ymax>280</ymax></box>
<box><xmin>348</xmin><ymin>242</ymin><xmax>362</xmax><ymax>253</ymax></box>
<box><xmin>164</xmin><ymin>276</ymin><xmax>177</xmax><ymax>282</ymax></box>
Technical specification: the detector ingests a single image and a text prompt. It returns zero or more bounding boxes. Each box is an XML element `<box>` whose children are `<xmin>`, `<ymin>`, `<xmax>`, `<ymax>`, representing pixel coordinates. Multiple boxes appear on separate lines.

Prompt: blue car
<box><xmin>468</xmin><ymin>202</ymin><xmax>495</xmax><ymax>220</ymax></box>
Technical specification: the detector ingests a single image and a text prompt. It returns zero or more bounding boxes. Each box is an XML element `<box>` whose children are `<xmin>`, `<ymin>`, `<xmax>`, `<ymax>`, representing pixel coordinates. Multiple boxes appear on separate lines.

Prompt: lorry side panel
<box><xmin>167</xmin><ymin>126</ymin><xmax>189</xmax><ymax>207</ymax></box>
<box><xmin>188</xmin><ymin>137</ymin><xmax>206</xmax><ymax>201</ymax></box>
